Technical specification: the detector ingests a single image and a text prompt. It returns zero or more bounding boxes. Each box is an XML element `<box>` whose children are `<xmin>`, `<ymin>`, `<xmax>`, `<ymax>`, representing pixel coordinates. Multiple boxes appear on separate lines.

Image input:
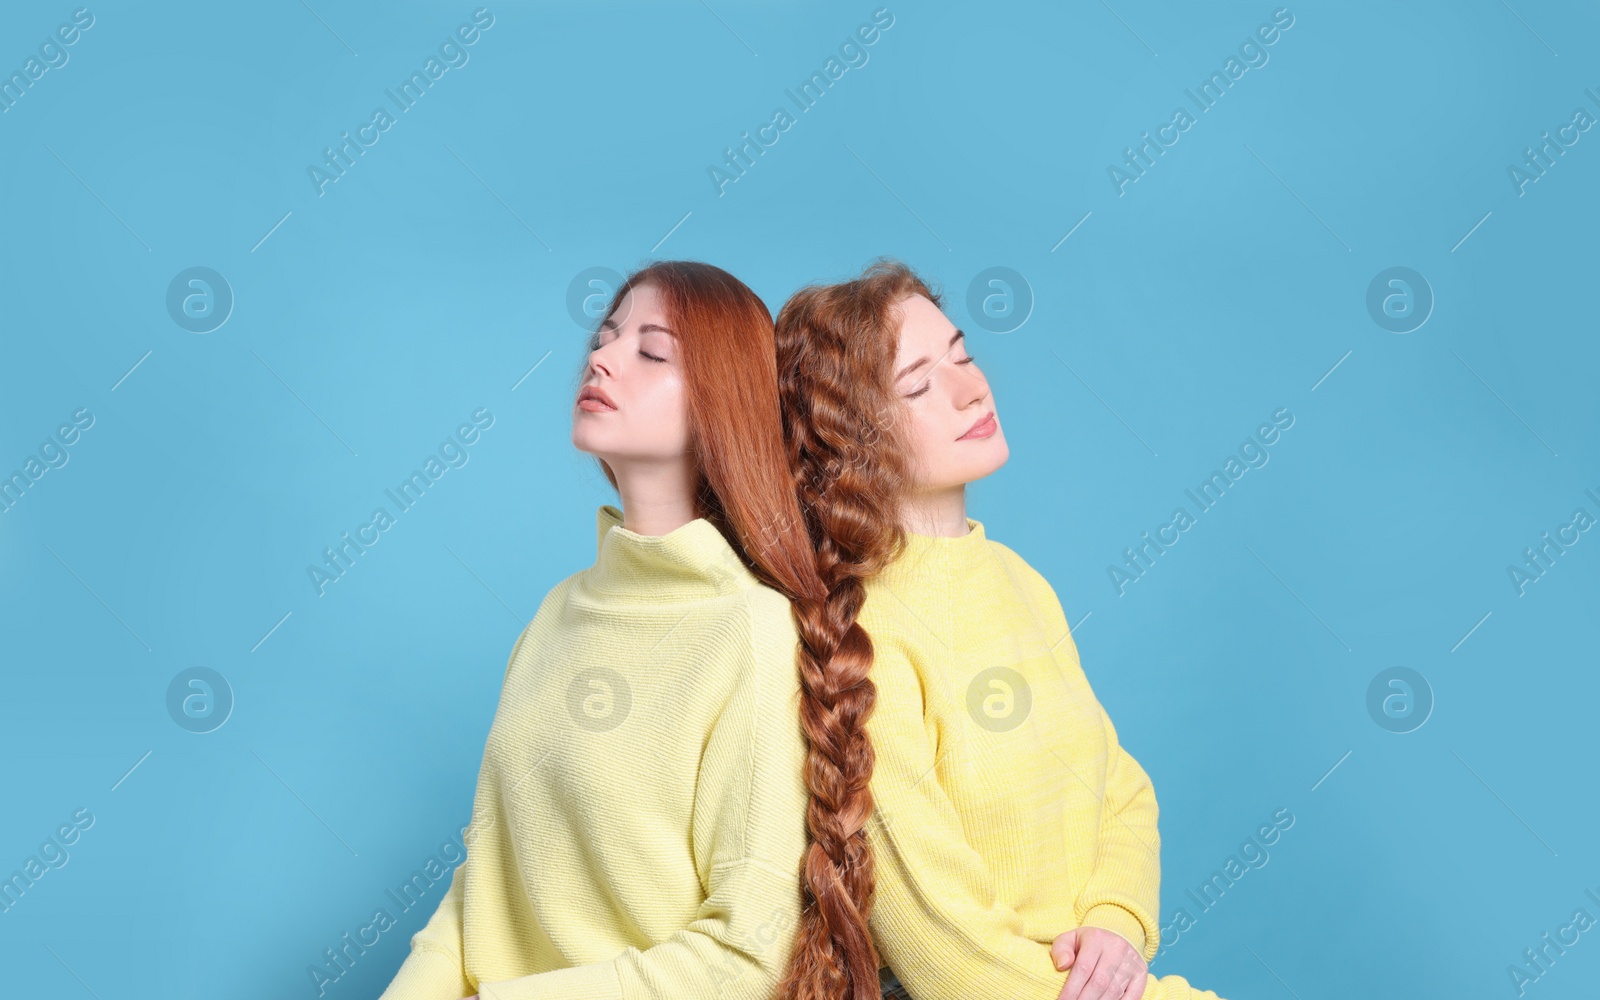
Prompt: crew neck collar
<box><xmin>585</xmin><ymin>504</ymin><xmax>755</xmax><ymax>601</ymax></box>
<box><xmin>902</xmin><ymin>517</ymin><xmax>986</xmax><ymax>548</ymax></box>
<box><xmin>879</xmin><ymin>516</ymin><xmax>989</xmax><ymax>583</ymax></box>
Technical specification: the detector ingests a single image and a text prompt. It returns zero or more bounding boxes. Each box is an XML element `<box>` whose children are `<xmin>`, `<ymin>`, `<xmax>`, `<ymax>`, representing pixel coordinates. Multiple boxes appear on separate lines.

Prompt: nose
<box><xmin>586</xmin><ymin>337</ymin><xmax>616</xmax><ymax>379</ymax></box>
<box><xmin>953</xmin><ymin>362</ymin><xmax>988</xmax><ymax>407</ymax></box>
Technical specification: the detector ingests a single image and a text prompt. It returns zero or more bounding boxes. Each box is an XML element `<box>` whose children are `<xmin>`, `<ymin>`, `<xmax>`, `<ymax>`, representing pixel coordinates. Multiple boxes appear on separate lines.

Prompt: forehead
<box><xmin>621</xmin><ymin>282</ymin><xmax>664</xmax><ymax>308</ymax></box>
<box><xmin>605</xmin><ymin>282</ymin><xmax>671</xmax><ymax>330</ymax></box>
<box><xmin>894</xmin><ymin>294</ymin><xmax>954</xmax><ymax>346</ymax></box>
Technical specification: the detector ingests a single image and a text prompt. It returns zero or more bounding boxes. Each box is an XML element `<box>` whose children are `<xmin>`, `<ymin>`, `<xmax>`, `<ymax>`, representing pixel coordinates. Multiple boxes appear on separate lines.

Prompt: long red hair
<box><xmin>582</xmin><ymin>260</ymin><xmax>883</xmax><ymax>1000</ymax></box>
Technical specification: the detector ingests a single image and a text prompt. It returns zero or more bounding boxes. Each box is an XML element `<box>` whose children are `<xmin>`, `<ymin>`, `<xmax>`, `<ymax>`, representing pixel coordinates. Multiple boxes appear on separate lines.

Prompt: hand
<box><xmin>1051</xmin><ymin>926</ymin><xmax>1147</xmax><ymax>1000</ymax></box>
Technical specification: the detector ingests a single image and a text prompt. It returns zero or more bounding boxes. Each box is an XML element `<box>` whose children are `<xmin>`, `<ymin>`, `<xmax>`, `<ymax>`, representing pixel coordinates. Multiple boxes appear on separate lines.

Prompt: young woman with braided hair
<box><xmin>773</xmin><ymin>259</ymin><xmax>1228</xmax><ymax>1000</ymax></box>
<box><xmin>378</xmin><ymin>261</ymin><xmax>883</xmax><ymax>1000</ymax></box>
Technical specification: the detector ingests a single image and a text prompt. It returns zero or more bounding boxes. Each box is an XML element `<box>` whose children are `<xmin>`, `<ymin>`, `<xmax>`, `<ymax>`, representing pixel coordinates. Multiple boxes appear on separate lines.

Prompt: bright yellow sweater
<box><xmin>378</xmin><ymin>504</ymin><xmax>812</xmax><ymax>1000</ymax></box>
<box><xmin>862</xmin><ymin>517</ymin><xmax>1225</xmax><ymax>1000</ymax></box>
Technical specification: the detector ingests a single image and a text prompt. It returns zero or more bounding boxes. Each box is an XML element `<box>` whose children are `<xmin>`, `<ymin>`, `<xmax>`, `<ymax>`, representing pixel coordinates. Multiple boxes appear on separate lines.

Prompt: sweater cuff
<box><xmin>377</xmin><ymin>945</ymin><xmax>471</xmax><ymax>1000</ymax></box>
<box><xmin>1079</xmin><ymin>903</ymin><xmax>1148</xmax><ymax>960</ymax></box>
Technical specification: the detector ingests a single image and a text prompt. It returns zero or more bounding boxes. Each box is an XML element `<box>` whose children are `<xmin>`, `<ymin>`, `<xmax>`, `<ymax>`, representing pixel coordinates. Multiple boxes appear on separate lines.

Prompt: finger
<box><xmin>1096</xmin><ymin>941</ymin><xmax>1134</xmax><ymax>1000</ymax></box>
<box><xmin>1052</xmin><ymin>929</ymin><xmax>1079</xmax><ymax>970</ymax></box>
<box><xmin>1114</xmin><ymin>949</ymin><xmax>1147</xmax><ymax>1000</ymax></box>
<box><xmin>1084</xmin><ymin>957</ymin><xmax>1120</xmax><ymax>1000</ymax></box>
<box><xmin>1063</xmin><ymin>948</ymin><xmax>1106</xmax><ymax>1000</ymax></box>
<box><xmin>1060</xmin><ymin>954</ymin><xmax>1088</xmax><ymax>1000</ymax></box>
<box><xmin>1126</xmin><ymin>970</ymin><xmax>1149</xmax><ymax>1000</ymax></box>
<box><xmin>1109</xmin><ymin>966</ymin><xmax>1138</xmax><ymax>1000</ymax></box>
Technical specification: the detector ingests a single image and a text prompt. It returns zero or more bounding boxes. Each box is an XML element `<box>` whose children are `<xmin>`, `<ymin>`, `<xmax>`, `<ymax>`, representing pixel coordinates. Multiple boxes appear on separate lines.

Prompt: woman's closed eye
<box><xmin>905</xmin><ymin>354</ymin><xmax>977</xmax><ymax>398</ymax></box>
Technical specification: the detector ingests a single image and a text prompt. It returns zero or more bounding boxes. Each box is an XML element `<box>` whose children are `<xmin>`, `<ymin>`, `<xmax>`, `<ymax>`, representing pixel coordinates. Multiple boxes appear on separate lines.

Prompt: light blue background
<box><xmin>2</xmin><ymin>1</ymin><xmax>1597</xmax><ymax>997</ymax></box>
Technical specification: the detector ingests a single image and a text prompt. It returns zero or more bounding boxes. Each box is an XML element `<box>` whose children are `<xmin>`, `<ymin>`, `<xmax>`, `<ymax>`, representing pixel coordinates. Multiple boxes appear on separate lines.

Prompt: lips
<box><xmin>577</xmin><ymin>385</ymin><xmax>617</xmax><ymax>411</ymax></box>
<box><xmin>958</xmin><ymin>411</ymin><xmax>997</xmax><ymax>440</ymax></box>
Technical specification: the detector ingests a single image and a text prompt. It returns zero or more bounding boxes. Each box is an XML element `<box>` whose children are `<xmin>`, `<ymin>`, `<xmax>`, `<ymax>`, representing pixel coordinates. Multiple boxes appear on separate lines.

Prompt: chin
<box><xmin>967</xmin><ymin>437</ymin><xmax>1009</xmax><ymax>481</ymax></box>
<box><xmin>570</xmin><ymin>426</ymin><xmax>603</xmax><ymax>457</ymax></box>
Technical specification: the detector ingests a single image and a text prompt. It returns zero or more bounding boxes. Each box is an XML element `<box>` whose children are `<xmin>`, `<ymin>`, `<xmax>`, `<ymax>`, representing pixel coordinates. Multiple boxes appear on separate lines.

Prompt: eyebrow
<box><xmin>895</xmin><ymin>329</ymin><xmax>964</xmax><ymax>380</ymax></box>
<box><xmin>599</xmin><ymin>318</ymin><xmax>678</xmax><ymax>337</ymax></box>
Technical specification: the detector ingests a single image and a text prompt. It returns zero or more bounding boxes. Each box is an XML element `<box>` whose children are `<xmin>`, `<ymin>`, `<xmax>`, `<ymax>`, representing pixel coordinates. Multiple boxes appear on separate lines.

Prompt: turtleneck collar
<box><xmin>582</xmin><ymin>504</ymin><xmax>757</xmax><ymax>603</ymax></box>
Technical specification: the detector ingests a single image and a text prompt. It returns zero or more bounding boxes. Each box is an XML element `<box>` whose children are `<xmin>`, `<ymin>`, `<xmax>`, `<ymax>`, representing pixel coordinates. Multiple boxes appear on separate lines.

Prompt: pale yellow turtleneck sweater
<box><xmin>862</xmin><ymin>517</ymin><xmax>1225</xmax><ymax>1000</ymax></box>
<box><xmin>378</xmin><ymin>505</ymin><xmax>812</xmax><ymax>1000</ymax></box>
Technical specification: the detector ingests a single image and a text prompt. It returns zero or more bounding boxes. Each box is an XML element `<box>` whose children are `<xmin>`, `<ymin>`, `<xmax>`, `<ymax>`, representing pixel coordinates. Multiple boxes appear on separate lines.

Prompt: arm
<box><xmin>381</xmin><ymin>619</ymin><xmax>541</xmax><ymax>1000</ymax></box>
<box><xmin>1073</xmin><ymin>685</ymin><xmax>1162</xmax><ymax>962</ymax></box>
<box><xmin>1034</xmin><ymin>581</ymin><xmax>1162</xmax><ymax>962</ymax></box>
<box><xmin>471</xmin><ymin>601</ymin><xmax>811</xmax><ymax>1000</ymax></box>
<box><xmin>378</xmin><ymin>860</ymin><xmax>472</xmax><ymax>1000</ymax></box>
<box><xmin>472</xmin><ymin>859</ymin><xmax>804</xmax><ymax>1000</ymax></box>
<box><xmin>864</xmin><ymin>626</ymin><xmax>1072</xmax><ymax>1000</ymax></box>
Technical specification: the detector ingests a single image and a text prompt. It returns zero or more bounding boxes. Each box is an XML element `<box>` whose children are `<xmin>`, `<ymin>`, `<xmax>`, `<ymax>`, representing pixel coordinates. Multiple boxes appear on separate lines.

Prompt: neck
<box><xmin>610</xmin><ymin>458</ymin><xmax>699</xmax><ymax>536</ymax></box>
<box><xmin>900</xmin><ymin>484</ymin><xmax>969</xmax><ymax>537</ymax></box>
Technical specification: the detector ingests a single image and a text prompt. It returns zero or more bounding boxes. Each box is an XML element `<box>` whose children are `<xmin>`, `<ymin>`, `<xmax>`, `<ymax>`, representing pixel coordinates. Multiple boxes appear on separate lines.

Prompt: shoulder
<box><xmin>984</xmin><ymin>537</ymin><xmax>1048</xmax><ymax>591</ymax></box>
<box><xmin>983</xmin><ymin>538</ymin><xmax>1071</xmax><ymax>643</ymax></box>
<box><xmin>701</xmin><ymin>583</ymin><xmax>800</xmax><ymax>653</ymax></box>
<box><xmin>700</xmin><ymin>589</ymin><xmax>807</xmax><ymax>780</ymax></box>
<box><xmin>736</xmin><ymin>585</ymin><xmax>804</xmax><ymax>691</ymax></box>
<box><xmin>499</xmin><ymin>571</ymin><xmax>585</xmax><ymax>677</ymax></box>
<box><xmin>739</xmin><ymin>581</ymin><xmax>799</xmax><ymax>631</ymax></box>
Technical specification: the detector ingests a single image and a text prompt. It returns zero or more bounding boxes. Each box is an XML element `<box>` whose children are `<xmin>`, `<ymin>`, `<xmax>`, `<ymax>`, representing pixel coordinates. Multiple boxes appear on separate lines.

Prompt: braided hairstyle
<box><xmin>770</xmin><ymin>258</ymin><xmax>945</xmax><ymax>1000</ymax></box>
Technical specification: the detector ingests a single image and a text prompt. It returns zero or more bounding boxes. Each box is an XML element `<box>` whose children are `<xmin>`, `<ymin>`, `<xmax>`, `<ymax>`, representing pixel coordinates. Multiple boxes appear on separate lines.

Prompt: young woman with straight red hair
<box><xmin>773</xmin><ymin>259</ymin><xmax>1228</xmax><ymax>1000</ymax></box>
<box><xmin>379</xmin><ymin>261</ymin><xmax>884</xmax><ymax>1000</ymax></box>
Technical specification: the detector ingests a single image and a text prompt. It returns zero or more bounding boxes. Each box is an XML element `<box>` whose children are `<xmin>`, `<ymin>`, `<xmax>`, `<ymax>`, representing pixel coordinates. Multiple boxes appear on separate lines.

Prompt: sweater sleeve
<box><xmin>377</xmin><ymin>859</ymin><xmax>472</xmax><ymax>1000</ymax></box>
<box><xmin>864</xmin><ymin>626</ymin><xmax>1072</xmax><ymax>1000</ymax></box>
<box><xmin>1030</xmin><ymin>570</ymin><xmax>1163</xmax><ymax>963</ymax></box>
<box><xmin>380</xmin><ymin>620</ymin><xmax>539</xmax><ymax>1000</ymax></box>
<box><xmin>1073</xmin><ymin>683</ymin><xmax>1162</xmax><ymax>962</ymax></box>
<box><xmin>470</xmin><ymin>597</ymin><xmax>811</xmax><ymax>1000</ymax></box>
